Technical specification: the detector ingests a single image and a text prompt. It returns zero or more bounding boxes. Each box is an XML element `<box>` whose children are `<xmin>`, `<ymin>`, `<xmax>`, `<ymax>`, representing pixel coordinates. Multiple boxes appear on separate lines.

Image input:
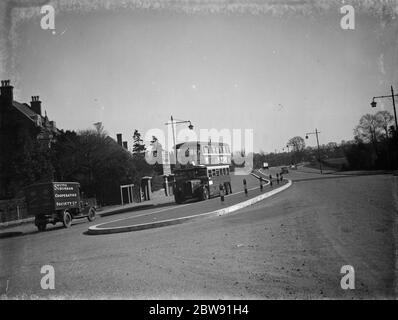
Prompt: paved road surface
<box><xmin>0</xmin><ymin>169</ymin><xmax>396</xmax><ymax>299</ymax></box>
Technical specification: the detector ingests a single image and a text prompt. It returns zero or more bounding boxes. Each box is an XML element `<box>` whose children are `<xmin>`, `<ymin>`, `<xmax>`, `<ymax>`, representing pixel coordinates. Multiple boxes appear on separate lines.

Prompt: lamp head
<box><xmin>371</xmin><ymin>99</ymin><xmax>377</xmax><ymax>108</ymax></box>
<box><xmin>305</xmin><ymin>135</ymin><xmax>309</xmax><ymax>139</ymax></box>
<box><xmin>188</xmin><ymin>122</ymin><xmax>194</xmax><ymax>130</ymax></box>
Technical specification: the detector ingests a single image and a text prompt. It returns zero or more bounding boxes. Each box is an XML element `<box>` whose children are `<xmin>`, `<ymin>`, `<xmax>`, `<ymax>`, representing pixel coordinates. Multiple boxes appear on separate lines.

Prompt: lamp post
<box><xmin>371</xmin><ymin>85</ymin><xmax>398</xmax><ymax>133</ymax></box>
<box><xmin>371</xmin><ymin>86</ymin><xmax>398</xmax><ymax>171</ymax></box>
<box><xmin>306</xmin><ymin>129</ymin><xmax>322</xmax><ymax>174</ymax></box>
<box><xmin>165</xmin><ymin>115</ymin><xmax>194</xmax><ymax>168</ymax></box>
<box><xmin>285</xmin><ymin>144</ymin><xmax>291</xmax><ymax>165</ymax></box>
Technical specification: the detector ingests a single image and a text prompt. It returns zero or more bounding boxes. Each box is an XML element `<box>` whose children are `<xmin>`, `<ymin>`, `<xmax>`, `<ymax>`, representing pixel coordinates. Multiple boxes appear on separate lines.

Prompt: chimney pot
<box><xmin>30</xmin><ymin>95</ymin><xmax>42</xmax><ymax>116</ymax></box>
<box><xmin>0</xmin><ymin>79</ymin><xmax>13</xmax><ymax>105</ymax></box>
<box><xmin>116</xmin><ymin>133</ymin><xmax>123</xmax><ymax>146</ymax></box>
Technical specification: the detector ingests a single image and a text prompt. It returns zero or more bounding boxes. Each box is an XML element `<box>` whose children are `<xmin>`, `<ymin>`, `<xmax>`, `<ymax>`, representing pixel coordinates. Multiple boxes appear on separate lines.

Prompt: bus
<box><xmin>174</xmin><ymin>141</ymin><xmax>231</xmax><ymax>167</ymax></box>
<box><xmin>172</xmin><ymin>141</ymin><xmax>232</xmax><ymax>203</ymax></box>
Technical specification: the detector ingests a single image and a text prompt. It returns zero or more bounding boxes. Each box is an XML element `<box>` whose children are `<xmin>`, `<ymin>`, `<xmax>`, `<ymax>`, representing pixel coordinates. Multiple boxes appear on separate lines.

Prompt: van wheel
<box><xmin>62</xmin><ymin>210</ymin><xmax>72</xmax><ymax>228</ymax></box>
<box><xmin>87</xmin><ymin>208</ymin><xmax>96</xmax><ymax>222</ymax></box>
<box><xmin>37</xmin><ymin>223</ymin><xmax>46</xmax><ymax>232</ymax></box>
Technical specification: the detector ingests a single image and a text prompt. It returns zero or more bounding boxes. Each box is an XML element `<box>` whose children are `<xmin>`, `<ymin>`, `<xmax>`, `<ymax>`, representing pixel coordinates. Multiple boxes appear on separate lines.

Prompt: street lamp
<box><xmin>371</xmin><ymin>86</ymin><xmax>398</xmax><ymax>172</ymax></box>
<box><xmin>165</xmin><ymin>115</ymin><xmax>194</xmax><ymax>167</ymax></box>
<box><xmin>285</xmin><ymin>144</ymin><xmax>292</xmax><ymax>165</ymax></box>
<box><xmin>371</xmin><ymin>85</ymin><xmax>398</xmax><ymax>131</ymax></box>
<box><xmin>305</xmin><ymin>128</ymin><xmax>322</xmax><ymax>174</ymax></box>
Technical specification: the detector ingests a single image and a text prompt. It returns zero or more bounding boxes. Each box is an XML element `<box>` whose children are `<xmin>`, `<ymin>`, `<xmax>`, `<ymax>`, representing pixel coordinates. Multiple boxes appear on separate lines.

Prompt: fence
<box><xmin>0</xmin><ymin>198</ymin><xmax>31</xmax><ymax>223</ymax></box>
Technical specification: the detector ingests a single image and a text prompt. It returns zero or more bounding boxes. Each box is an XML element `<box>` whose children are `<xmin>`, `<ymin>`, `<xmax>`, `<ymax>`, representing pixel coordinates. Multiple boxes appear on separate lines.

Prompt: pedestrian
<box><xmin>243</xmin><ymin>179</ymin><xmax>248</xmax><ymax>196</ymax></box>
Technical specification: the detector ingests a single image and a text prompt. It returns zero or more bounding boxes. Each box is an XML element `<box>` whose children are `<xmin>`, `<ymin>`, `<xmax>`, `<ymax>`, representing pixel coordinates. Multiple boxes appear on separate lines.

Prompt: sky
<box><xmin>8</xmin><ymin>4</ymin><xmax>398</xmax><ymax>153</ymax></box>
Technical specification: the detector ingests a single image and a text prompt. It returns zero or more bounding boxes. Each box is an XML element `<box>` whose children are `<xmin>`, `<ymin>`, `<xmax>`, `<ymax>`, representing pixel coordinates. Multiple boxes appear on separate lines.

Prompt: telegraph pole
<box><xmin>306</xmin><ymin>129</ymin><xmax>322</xmax><ymax>174</ymax></box>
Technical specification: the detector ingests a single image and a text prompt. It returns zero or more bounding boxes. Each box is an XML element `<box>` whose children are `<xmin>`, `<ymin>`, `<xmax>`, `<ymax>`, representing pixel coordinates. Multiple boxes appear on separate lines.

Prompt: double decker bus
<box><xmin>172</xmin><ymin>141</ymin><xmax>232</xmax><ymax>204</ymax></box>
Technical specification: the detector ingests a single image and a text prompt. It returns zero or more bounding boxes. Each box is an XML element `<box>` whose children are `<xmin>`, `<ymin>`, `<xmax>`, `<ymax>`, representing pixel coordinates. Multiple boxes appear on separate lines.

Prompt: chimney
<box><xmin>123</xmin><ymin>141</ymin><xmax>128</xmax><ymax>149</ymax></box>
<box><xmin>30</xmin><ymin>96</ymin><xmax>42</xmax><ymax>116</ymax></box>
<box><xmin>0</xmin><ymin>80</ymin><xmax>14</xmax><ymax>106</ymax></box>
<box><xmin>116</xmin><ymin>133</ymin><xmax>122</xmax><ymax>146</ymax></box>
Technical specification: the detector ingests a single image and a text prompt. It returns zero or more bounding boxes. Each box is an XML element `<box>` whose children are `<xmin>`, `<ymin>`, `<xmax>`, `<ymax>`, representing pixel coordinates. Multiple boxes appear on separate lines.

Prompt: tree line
<box><xmin>254</xmin><ymin>110</ymin><xmax>397</xmax><ymax>171</ymax></box>
<box><xmin>4</xmin><ymin>124</ymin><xmax>161</xmax><ymax>205</ymax></box>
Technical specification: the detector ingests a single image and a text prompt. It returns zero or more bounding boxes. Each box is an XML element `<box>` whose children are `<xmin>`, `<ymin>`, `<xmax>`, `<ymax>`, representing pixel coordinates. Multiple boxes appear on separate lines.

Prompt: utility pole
<box><xmin>306</xmin><ymin>129</ymin><xmax>322</xmax><ymax>174</ymax></box>
<box><xmin>370</xmin><ymin>85</ymin><xmax>398</xmax><ymax>171</ymax></box>
<box><xmin>391</xmin><ymin>86</ymin><xmax>398</xmax><ymax>131</ymax></box>
<box><xmin>371</xmin><ymin>85</ymin><xmax>398</xmax><ymax>131</ymax></box>
<box><xmin>315</xmin><ymin>129</ymin><xmax>322</xmax><ymax>174</ymax></box>
<box><xmin>171</xmin><ymin>115</ymin><xmax>177</xmax><ymax>166</ymax></box>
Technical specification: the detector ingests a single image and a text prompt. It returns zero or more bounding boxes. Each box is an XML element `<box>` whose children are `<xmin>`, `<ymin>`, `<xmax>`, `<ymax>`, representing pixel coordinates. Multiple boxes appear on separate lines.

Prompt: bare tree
<box><xmin>375</xmin><ymin>110</ymin><xmax>393</xmax><ymax>138</ymax></box>
<box><xmin>287</xmin><ymin>136</ymin><xmax>305</xmax><ymax>153</ymax></box>
<box><xmin>287</xmin><ymin>136</ymin><xmax>305</xmax><ymax>163</ymax></box>
<box><xmin>354</xmin><ymin>114</ymin><xmax>380</xmax><ymax>143</ymax></box>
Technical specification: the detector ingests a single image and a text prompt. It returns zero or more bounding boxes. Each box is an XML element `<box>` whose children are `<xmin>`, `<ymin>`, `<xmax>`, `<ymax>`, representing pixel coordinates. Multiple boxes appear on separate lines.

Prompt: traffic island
<box><xmin>87</xmin><ymin>179</ymin><xmax>292</xmax><ymax>235</ymax></box>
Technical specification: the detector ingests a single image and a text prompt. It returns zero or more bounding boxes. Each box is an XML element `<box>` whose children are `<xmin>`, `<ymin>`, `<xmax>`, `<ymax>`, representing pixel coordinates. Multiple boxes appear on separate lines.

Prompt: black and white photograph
<box><xmin>0</xmin><ymin>0</ymin><xmax>397</xmax><ymax>304</ymax></box>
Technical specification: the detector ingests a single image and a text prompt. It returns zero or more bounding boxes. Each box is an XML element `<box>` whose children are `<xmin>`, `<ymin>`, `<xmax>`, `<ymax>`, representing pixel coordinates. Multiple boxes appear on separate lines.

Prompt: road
<box><xmin>0</xmin><ymin>168</ymin><xmax>396</xmax><ymax>299</ymax></box>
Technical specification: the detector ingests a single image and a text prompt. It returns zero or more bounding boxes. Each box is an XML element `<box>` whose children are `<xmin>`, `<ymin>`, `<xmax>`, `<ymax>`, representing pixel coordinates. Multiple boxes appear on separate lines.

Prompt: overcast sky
<box><xmin>11</xmin><ymin>5</ymin><xmax>398</xmax><ymax>152</ymax></box>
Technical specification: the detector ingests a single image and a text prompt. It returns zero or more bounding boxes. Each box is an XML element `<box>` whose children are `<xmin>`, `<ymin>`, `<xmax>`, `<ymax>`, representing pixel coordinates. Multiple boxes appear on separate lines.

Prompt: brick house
<box><xmin>0</xmin><ymin>80</ymin><xmax>59</xmax><ymax>198</ymax></box>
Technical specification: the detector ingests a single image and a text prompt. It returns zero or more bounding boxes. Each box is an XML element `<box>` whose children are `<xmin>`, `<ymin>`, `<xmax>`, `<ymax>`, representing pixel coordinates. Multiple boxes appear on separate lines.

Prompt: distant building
<box><xmin>0</xmin><ymin>80</ymin><xmax>59</xmax><ymax>198</ymax></box>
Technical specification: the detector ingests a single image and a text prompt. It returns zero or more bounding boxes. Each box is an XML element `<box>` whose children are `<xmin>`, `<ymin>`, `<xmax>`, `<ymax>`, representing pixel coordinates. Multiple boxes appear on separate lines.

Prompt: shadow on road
<box><xmin>98</xmin><ymin>201</ymin><xmax>176</xmax><ymax>218</ymax></box>
<box><xmin>0</xmin><ymin>231</ymin><xmax>23</xmax><ymax>239</ymax></box>
<box><xmin>0</xmin><ymin>202</ymin><xmax>179</xmax><ymax>239</ymax></box>
<box><xmin>0</xmin><ymin>224</ymin><xmax>68</xmax><ymax>239</ymax></box>
<box><xmin>292</xmin><ymin>171</ymin><xmax>393</xmax><ymax>183</ymax></box>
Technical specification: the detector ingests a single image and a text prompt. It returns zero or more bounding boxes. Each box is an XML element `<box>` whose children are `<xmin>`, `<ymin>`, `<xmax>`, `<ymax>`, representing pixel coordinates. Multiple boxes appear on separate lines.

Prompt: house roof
<box><xmin>12</xmin><ymin>101</ymin><xmax>38</xmax><ymax>122</ymax></box>
<box><xmin>11</xmin><ymin>100</ymin><xmax>59</xmax><ymax>134</ymax></box>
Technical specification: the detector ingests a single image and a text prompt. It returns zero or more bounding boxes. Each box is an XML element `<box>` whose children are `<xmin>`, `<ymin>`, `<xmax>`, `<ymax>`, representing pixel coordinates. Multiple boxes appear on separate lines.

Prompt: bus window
<box><xmin>212</xmin><ymin>169</ymin><xmax>215</xmax><ymax>176</ymax></box>
<box><xmin>222</xmin><ymin>168</ymin><xmax>226</xmax><ymax>175</ymax></box>
<box><xmin>226</xmin><ymin>167</ymin><xmax>230</xmax><ymax>175</ymax></box>
<box><xmin>208</xmin><ymin>170</ymin><xmax>212</xmax><ymax>177</ymax></box>
<box><xmin>215</xmin><ymin>169</ymin><xmax>220</xmax><ymax>176</ymax></box>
